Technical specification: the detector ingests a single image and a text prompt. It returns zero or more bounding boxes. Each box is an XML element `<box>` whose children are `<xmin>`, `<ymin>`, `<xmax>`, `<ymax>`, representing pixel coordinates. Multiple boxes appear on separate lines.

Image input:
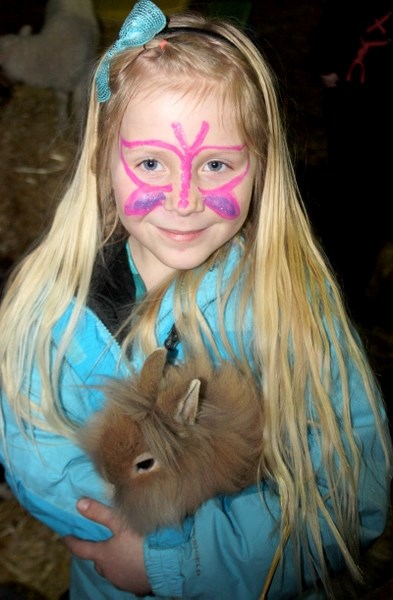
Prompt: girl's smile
<box><xmin>156</xmin><ymin>227</ymin><xmax>206</xmax><ymax>242</ymax></box>
<box><xmin>111</xmin><ymin>88</ymin><xmax>255</xmax><ymax>289</ymax></box>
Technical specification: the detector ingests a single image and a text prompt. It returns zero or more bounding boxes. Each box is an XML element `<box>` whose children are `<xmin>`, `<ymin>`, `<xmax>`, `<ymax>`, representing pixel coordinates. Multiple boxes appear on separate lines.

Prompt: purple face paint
<box><xmin>119</xmin><ymin>121</ymin><xmax>250</xmax><ymax>219</ymax></box>
<box><xmin>126</xmin><ymin>191</ymin><xmax>167</xmax><ymax>216</ymax></box>
<box><xmin>203</xmin><ymin>196</ymin><xmax>240</xmax><ymax>219</ymax></box>
<box><xmin>199</xmin><ymin>161</ymin><xmax>250</xmax><ymax>220</ymax></box>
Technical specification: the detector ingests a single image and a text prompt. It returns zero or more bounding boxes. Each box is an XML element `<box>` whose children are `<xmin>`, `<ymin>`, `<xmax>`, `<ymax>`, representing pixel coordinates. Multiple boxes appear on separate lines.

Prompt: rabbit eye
<box><xmin>136</xmin><ymin>458</ymin><xmax>155</xmax><ymax>472</ymax></box>
<box><xmin>132</xmin><ymin>452</ymin><xmax>157</xmax><ymax>474</ymax></box>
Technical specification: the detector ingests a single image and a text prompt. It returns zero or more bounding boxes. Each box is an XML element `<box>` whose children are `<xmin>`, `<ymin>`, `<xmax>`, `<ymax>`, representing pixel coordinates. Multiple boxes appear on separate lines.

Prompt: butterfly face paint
<box><xmin>120</xmin><ymin>120</ymin><xmax>250</xmax><ymax>220</ymax></box>
<box><xmin>111</xmin><ymin>88</ymin><xmax>255</xmax><ymax>288</ymax></box>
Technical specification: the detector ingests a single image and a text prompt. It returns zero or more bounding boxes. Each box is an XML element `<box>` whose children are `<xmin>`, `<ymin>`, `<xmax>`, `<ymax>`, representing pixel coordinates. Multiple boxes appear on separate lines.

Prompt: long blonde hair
<box><xmin>0</xmin><ymin>12</ymin><xmax>390</xmax><ymax>596</ymax></box>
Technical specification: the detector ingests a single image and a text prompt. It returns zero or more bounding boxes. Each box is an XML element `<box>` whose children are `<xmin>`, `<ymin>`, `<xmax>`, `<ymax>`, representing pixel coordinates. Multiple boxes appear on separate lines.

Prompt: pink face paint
<box><xmin>120</xmin><ymin>138</ymin><xmax>173</xmax><ymax>215</ymax></box>
<box><xmin>119</xmin><ymin>121</ymin><xmax>250</xmax><ymax>219</ymax></box>
<box><xmin>171</xmin><ymin>121</ymin><xmax>210</xmax><ymax>209</ymax></box>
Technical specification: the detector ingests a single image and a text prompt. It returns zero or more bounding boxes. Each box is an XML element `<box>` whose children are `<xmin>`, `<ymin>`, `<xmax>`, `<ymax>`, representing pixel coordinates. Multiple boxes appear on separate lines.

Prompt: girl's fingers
<box><xmin>63</xmin><ymin>535</ymin><xmax>100</xmax><ymax>560</ymax></box>
<box><xmin>76</xmin><ymin>497</ymin><xmax>118</xmax><ymax>531</ymax></box>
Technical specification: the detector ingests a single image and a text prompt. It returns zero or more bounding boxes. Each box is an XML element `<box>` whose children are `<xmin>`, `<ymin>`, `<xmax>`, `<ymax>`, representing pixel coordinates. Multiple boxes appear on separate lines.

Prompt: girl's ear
<box><xmin>138</xmin><ymin>348</ymin><xmax>168</xmax><ymax>397</ymax></box>
<box><xmin>174</xmin><ymin>379</ymin><xmax>201</xmax><ymax>425</ymax></box>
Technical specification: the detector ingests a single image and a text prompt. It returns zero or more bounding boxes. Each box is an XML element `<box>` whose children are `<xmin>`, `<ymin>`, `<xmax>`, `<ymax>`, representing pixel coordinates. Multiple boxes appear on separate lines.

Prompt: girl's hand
<box><xmin>63</xmin><ymin>498</ymin><xmax>151</xmax><ymax>595</ymax></box>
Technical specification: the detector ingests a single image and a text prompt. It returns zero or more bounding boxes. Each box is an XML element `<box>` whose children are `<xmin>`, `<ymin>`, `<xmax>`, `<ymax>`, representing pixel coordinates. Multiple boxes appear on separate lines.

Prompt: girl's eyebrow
<box><xmin>122</xmin><ymin>145</ymin><xmax>170</xmax><ymax>155</ymax></box>
<box><xmin>121</xmin><ymin>136</ymin><xmax>181</xmax><ymax>150</ymax></box>
<box><xmin>122</xmin><ymin>145</ymin><xmax>247</xmax><ymax>157</ymax></box>
<box><xmin>121</xmin><ymin>137</ymin><xmax>246</xmax><ymax>153</ymax></box>
<box><xmin>120</xmin><ymin>137</ymin><xmax>247</xmax><ymax>172</ymax></box>
<box><xmin>121</xmin><ymin>121</ymin><xmax>245</xmax><ymax>153</ymax></box>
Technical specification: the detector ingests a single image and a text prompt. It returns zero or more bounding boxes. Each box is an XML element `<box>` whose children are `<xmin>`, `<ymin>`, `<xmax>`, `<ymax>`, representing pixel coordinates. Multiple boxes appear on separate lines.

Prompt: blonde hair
<box><xmin>0</xmin><ymin>12</ymin><xmax>390</xmax><ymax>596</ymax></box>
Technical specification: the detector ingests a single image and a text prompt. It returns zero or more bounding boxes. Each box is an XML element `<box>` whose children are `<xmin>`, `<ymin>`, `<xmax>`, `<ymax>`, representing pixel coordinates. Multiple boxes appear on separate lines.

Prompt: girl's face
<box><xmin>111</xmin><ymin>87</ymin><xmax>255</xmax><ymax>289</ymax></box>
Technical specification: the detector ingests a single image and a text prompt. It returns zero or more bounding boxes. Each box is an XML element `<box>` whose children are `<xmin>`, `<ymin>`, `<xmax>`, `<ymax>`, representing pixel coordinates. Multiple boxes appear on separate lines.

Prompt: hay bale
<box><xmin>0</xmin><ymin>496</ymin><xmax>70</xmax><ymax>600</ymax></box>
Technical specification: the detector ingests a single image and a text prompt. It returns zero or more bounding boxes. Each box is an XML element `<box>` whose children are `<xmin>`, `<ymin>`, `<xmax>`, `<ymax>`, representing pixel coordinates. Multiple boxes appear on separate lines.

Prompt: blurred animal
<box><xmin>79</xmin><ymin>348</ymin><xmax>263</xmax><ymax>534</ymax></box>
<box><xmin>0</xmin><ymin>0</ymin><xmax>100</xmax><ymax>129</ymax></box>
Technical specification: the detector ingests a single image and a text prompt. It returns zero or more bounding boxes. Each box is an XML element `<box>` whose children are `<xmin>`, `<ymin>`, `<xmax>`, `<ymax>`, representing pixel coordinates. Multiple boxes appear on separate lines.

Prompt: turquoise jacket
<box><xmin>0</xmin><ymin>242</ymin><xmax>391</xmax><ymax>599</ymax></box>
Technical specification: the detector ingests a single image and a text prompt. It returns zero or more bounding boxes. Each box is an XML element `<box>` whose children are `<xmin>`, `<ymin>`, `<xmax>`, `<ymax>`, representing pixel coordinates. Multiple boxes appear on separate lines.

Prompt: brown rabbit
<box><xmin>78</xmin><ymin>348</ymin><xmax>263</xmax><ymax>534</ymax></box>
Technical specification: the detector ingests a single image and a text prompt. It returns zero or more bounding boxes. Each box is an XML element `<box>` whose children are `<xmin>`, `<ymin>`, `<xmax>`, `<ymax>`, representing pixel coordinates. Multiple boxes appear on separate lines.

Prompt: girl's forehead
<box><xmin>120</xmin><ymin>84</ymin><xmax>241</xmax><ymax>139</ymax></box>
<box><xmin>128</xmin><ymin>82</ymin><xmax>230</xmax><ymax>110</ymax></box>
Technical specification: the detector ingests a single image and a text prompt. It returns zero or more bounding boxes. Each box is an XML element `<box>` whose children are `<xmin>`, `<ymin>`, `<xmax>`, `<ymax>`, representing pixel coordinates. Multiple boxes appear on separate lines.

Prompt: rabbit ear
<box><xmin>138</xmin><ymin>348</ymin><xmax>167</xmax><ymax>397</ymax></box>
<box><xmin>174</xmin><ymin>379</ymin><xmax>201</xmax><ymax>425</ymax></box>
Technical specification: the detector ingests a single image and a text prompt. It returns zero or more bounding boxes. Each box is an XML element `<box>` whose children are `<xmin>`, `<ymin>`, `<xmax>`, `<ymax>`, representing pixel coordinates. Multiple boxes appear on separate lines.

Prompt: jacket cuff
<box><xmin>144</xmin><ymin>539</ymin><xmax>183</xmax><ymax>597</ymax></box>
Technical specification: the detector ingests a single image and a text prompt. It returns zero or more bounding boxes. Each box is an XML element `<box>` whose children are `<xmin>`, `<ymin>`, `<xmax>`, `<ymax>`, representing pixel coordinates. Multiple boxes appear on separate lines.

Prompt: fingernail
<box><xmin>77</xmin><ymin>498</ymin><xmax>90</xmax><ymax>512</ymax></box>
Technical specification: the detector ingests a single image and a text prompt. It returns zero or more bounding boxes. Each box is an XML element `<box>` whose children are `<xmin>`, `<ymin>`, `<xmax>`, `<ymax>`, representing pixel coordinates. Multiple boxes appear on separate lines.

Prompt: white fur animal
<box><xmin>79</xmin><ymin>349</ymin><xmax>264</xmax><ymax>535</ymax></box>
<box><xmin>0</xmin><ymin>0</ymin><xmax>100</xmax><ymax>128</ymax></box>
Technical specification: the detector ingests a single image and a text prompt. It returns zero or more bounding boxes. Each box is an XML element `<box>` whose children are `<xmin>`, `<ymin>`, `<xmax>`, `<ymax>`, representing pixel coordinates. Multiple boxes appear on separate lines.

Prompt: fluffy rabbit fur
<box><xmin>79</xmin><ymin>349</ymin><xmax>263</xmax><ymax>534</ymax></box>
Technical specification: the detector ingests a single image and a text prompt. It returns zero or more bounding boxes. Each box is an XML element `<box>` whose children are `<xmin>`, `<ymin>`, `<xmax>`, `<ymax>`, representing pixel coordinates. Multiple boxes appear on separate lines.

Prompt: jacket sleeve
<box><xmin>144</xmin><ymin>341</ymin><xmax>392</xmax><ymax>599</ymax></box>
<box><xmin>0</xmin><ymin>310</ymin><xmax>125</xmax><ymax>542</ymax></box>
<box><xmin>0</xmin><ymin>379</ymin><xmax>114</xmax><ymax>541</ymax></box>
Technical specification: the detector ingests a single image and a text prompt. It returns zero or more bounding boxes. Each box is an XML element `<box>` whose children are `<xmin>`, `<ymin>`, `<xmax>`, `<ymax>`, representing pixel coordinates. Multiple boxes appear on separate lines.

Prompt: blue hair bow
<box><xmin>96</xmin><ymin>0</ymin><xmax>167</xmax><ymax>103</ymax></box>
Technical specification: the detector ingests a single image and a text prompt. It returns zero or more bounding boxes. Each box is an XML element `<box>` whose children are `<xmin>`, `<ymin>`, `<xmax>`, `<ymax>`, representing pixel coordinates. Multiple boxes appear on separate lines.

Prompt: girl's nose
<box><xmin>163</xmin><ymin>184</ymin><xmax>204</xmax><ymax>215</ymax></box>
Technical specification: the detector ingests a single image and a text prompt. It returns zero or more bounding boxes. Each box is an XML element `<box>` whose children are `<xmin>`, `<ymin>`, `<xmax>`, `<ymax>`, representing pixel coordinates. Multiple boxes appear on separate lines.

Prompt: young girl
<box><xmin>0</xmin><ymin>1</ymin><xmax>391</xmax><ymax>598</ymax></box>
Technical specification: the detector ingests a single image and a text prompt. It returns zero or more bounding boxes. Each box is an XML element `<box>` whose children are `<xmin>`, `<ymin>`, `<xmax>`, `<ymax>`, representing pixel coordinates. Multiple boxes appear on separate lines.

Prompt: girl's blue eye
<box><xmin>141</xmin><ymin>159</ymin><xmax>161</xmax><ymax>171</ymax></box>
<box><xmin>205</xmin><ymin>160</ymin><xmax>226</xmax><ymax>172</ymax></box>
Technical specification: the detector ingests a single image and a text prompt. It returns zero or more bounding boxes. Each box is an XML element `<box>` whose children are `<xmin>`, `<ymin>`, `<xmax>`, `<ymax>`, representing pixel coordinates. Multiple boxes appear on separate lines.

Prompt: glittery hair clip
<box><xmin>95</xmin><ymin>0</ymin><xmax>167</xmax><ymax>103</ymax></box>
